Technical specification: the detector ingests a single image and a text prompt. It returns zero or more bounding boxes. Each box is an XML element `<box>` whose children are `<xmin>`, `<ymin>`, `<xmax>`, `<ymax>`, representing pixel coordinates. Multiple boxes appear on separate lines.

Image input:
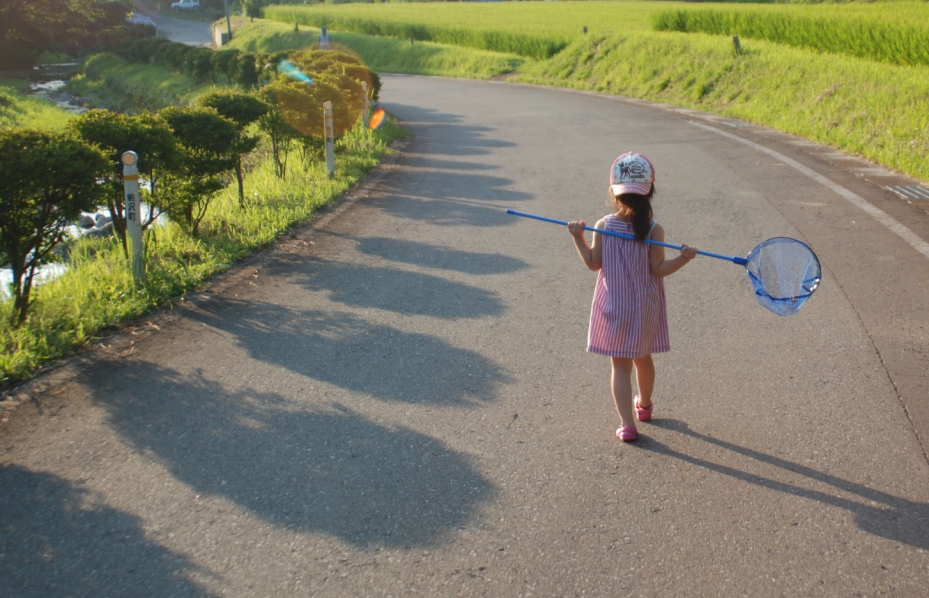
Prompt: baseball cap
<box><xmin>610</xmin><ymin>152</ymin><xmax>655</xmax><ymax>196</ymax></box>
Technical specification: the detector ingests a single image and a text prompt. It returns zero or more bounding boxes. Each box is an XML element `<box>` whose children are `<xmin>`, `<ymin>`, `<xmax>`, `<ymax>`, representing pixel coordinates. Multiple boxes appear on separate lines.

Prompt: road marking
<box><xmin>692</xmin><ymin>121</ymin><xmax>929</xmax><ymax>260</ymax></box>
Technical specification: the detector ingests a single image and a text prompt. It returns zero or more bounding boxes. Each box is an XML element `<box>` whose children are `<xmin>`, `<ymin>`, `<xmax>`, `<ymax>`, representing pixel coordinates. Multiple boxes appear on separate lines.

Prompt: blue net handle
<box><xmin>505</xmin><ymin>209</ymin><xmax>748</xmax><ymax>265</ymax></box>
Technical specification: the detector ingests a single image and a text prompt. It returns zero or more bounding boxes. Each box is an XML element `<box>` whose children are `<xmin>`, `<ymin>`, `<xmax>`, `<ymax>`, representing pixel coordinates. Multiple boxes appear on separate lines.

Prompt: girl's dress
<box><xmin>588</xmin><ymin>215</ymin><xmax>670</xmax><ymax>358</ymax></box>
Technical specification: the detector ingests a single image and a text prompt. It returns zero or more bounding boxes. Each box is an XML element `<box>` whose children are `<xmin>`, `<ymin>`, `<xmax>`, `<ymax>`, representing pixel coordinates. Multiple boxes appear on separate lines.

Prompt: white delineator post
<box><xmin>122</xmin><ymin>151</ymin><xmax>145</xmax><ymax>286</ymax></box>
<box><xmin>361</xmin><ymin>81</ymin><xmax>370</xmax><ymax>130</ymax></box>
<box><xmin>323</xmin><ymin>101</ymin><xmax>335</xmax><ymax>177</ymax></box>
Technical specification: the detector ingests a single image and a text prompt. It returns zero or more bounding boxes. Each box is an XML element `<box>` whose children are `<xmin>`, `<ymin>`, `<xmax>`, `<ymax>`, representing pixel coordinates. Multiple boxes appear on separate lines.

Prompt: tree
<box><xmin>0</xmin><ymin>129</ymin><xmax>110</xmax><ymax>325</ymax></box>
<box><xmin>68</xmin><ymin>110</ymin><xmax>179</xmax><ymax>257</ymax></box>
<box><xmin>159</xmin><ymin>107</ymin><xmax>237</xmax><ymax>236</ymax></box>
<box><xmin>243</xmin><ymin>0</ymin><xmax>263</xmax><ymax>21</ymax></box>
<box><xmin>197</xmin><ymin>90</ymin><xmax>268</xmax><ymax>207</ymax></box>
<box><xmin>0</xmin><ymin>0</ymin><xmax>142</xmax><ymax>70</ymax></box>
<box><xmin>255</xmin><ymin>83</ymin><xmax>301</xmax><ymax>179</ymax></box>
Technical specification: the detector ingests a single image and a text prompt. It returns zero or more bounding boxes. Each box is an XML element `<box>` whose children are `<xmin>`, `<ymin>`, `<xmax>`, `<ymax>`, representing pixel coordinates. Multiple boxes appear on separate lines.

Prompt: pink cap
<box><xmin>610</xmin><ymin>152</ymin><xmax>655</xmax><ymax>196</ymax></box>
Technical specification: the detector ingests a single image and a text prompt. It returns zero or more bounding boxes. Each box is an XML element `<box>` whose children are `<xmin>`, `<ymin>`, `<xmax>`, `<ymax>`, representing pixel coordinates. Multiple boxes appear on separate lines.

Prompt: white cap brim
<box><xmin>610</xmin><ymin>182</ymin><xmax>652</xmax><ymax>196</ymax></box>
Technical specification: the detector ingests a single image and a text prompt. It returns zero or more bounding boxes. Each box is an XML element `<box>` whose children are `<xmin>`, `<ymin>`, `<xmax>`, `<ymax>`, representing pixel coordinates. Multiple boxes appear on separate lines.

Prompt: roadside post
<box><xmin>122</xmin><ymin>151</ymin><xmax>145</xmax><ymax>286</ymax></box>
<box><xmin>362</xmin><ymin>81</ymin><xmax>370</xmax><ymax>130</ymax></box>
<box><xmin>324</xmin><ymin>101</ymin><xmax>335</xmax><ymax>177</ymax></box>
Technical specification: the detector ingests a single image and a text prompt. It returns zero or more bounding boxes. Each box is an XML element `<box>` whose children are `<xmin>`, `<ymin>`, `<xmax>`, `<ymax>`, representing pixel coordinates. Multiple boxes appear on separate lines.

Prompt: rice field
<box><xmin>653</xmin><ymin>2</ymin><xmax>929</xmax><ymax>68</ymax></box>
<box><xmin>264</xmin><ymin>1</ymin><xmax>659</xmax><ymax>59</ymax></box>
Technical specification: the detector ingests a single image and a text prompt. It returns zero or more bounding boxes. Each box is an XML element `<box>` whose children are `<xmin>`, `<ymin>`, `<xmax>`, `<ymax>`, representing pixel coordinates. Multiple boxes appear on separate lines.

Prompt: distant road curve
<box><xmin>132</xmin><ymin>0</ymin><xmax>214</xmax><ymax>46</ymax></box>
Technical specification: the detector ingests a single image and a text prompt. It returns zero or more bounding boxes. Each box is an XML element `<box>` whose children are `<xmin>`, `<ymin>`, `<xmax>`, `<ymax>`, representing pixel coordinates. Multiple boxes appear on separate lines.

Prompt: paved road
<box><xmin>133</xmin><ymin>0</ymin><xmax>214</xmax><ymax>46</ymax></box>
<box><xmin>2</xmin><ymin>75</ymin><xmax>929</xmax><ymax>596</ymax></box>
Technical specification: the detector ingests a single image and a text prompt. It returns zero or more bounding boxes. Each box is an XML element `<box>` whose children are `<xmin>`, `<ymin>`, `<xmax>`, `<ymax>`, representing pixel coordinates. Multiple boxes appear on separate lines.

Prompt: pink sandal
<box><xmin>616</xmin><ymin>426</ymin><xmax>637</xmax><ymax>442</ymax></box>
<box><xmin>635</xmin><ymin>396</ymin><xmax>653</xmax><ymax>422</ymax></box>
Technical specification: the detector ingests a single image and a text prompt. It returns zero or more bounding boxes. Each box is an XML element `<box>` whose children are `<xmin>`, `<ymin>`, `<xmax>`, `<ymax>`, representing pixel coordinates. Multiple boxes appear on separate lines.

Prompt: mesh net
<box><xmin>745</xmin><ymin>237</ymin><xmax>821</xmax><ymax>317</ymax></box>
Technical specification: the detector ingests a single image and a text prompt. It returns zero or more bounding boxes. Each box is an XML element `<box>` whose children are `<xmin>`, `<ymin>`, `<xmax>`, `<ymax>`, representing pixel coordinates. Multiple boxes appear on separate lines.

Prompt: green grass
<box><xmin>65</xmin><ymin>53</ymin><xmax>214</xmax><ymax>113</ymax></box>
<box><xmin>264</xmin><ymin>2</ymin><xmax>661</xmax><ymax>59</ymax></box>
<box><xmin>0</xmin><ymin>121</ymin><xmax>405</xmax><ymax>383</ymax></box>
<box><xmin>227</xmin><ymin>20</ymin><xmax>525</xmax><ymax>79</ymax></box>
<box><xmin>515</xmin><ymin>31</ymin><xmax>929</xmax><ymax>182</ymax></box>
<box><xmin>0</xmin><ymin>79</ymin><xmax>75</xmax><ymax>130</ymax></box>
<box><xmin>653</xmin><ymin>2</ymin><xmax>929</xmax><ymax>67</ymax></box>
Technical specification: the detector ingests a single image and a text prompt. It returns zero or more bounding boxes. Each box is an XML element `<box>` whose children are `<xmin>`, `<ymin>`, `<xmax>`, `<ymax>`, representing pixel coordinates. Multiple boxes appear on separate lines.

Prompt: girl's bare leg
<box><xmin>633</xmin><ymin>354</ymin><xmax>655</xmax><ymax>408</ymax></box>
<box><xmin>610</xmin><ymin>357</ymin><xmax>635</xmax><ymax>428</ymax></box>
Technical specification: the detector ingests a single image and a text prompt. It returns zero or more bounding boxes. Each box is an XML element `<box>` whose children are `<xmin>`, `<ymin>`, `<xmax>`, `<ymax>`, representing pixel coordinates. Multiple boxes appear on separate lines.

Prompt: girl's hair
<box><xmin>611</xmin><ymin>185</ymin><xmax>655</xmax><ymax>241</ymax></box>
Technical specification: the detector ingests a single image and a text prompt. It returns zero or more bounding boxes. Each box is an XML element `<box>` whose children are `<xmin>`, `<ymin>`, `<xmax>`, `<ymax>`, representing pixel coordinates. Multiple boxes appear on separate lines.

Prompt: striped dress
<box><xmin>587</xmin><ymin>215</ymin><xmax>670</xmax><ymax>358</ymax></box>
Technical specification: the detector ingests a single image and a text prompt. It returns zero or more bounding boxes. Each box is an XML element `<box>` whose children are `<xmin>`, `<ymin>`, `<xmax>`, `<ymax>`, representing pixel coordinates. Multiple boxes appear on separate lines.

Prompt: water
<box><xmin>28</xmin><ymin>78</ymin><xmax>87</xmax><ymax>115</ymax></box>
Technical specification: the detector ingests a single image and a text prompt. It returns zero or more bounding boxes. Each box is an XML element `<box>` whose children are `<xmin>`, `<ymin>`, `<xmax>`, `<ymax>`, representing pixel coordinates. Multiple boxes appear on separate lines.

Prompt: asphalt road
<box><xmin>132</xmin><ymin>0</ymin><xmax>215</xmax><ymax>46</ymax></box>
<box><xmin>2</xmin><ymin>75</ymin><xmax>929</xmax><ymax>596</ymax></box>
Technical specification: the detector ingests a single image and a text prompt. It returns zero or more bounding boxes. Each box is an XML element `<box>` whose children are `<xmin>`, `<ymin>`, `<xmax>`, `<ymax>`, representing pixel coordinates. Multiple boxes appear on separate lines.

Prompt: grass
<box><xmin>653</xmin><ymin>2</ymin><xmax>929</xmax><ymax>68</ymax></box>
<box><xmin>227</xmin><ymin>20</ymin><xmax>525</xmax><ymax>79</ymax></box>
<box><xmin>264</xmin><ymin>2</ymin><xmax>661</xmax><ymax>59</ymax></box>
<box><xmin>0</xmin><ymin>121</ymin><xmax>405</xmax><ymax>383</ymax></box>
<box><xmin>65</xmin><ymin>53</ymin><xmax>215</xmax><ymax>113</ymax></box>
<box><xmin>0</xmin><ymin>78</ymin><xmax>76</xmax><ymax>130</ymax></box>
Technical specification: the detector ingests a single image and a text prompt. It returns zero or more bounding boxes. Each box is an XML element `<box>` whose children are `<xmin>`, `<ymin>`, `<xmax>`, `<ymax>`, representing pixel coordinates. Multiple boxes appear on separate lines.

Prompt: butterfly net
<box><xmin>745</xmin><ymin>237</ymin><xmax>821</xmax><ymax>317</ymax></box>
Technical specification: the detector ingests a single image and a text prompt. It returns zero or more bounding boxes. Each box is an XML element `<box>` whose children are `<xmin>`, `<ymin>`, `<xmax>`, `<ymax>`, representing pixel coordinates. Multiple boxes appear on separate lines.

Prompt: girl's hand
<box><xmin>680</xmin><ymin>244</ymin><xmax>698</xmax><ymax>261</ymax></box>
<box><xmin>567</xmin><ymin>221</ymin><xmax>586</xmax><ymax>238</ymax></box>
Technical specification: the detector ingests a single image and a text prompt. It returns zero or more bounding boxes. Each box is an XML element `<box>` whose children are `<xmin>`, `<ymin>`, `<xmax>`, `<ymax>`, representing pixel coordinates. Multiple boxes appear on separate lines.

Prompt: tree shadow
<box><xmin>640</xmin><ymin>419</ymin><xmax>929</xmax><ymax>550</ymax></box>
<box><xmin>288</xmin><ymin>257</ymin><xmax>505</xmax><ymax>319</ymax></box>
<box><xmin>84</xmin><ymin>362</ymin><xmax>496</xmax><ymax>548</ymax></box>
<box><xmin>186</xmin><ymin>302</ymin><xmax>510</xmax><ymax>406</ymax></box>
<box><xmin>349</xmin><ymin>236</ymin><xmax>528</xmax><ymax>275</ymax></box>
<box><xmin>0</xmin><ymin>465</ymin><xmax>214</xmax><ymax>597</ymax></box>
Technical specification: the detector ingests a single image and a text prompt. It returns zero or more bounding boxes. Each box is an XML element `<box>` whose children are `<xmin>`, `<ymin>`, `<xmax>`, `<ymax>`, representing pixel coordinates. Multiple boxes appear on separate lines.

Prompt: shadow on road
<box><xmin>82</xmin><ymin>361</ymin><xmax>497</xmax><ymax>548</ymax></box>
<box><xmin>187</xmin><ymin>302</ymin><xmax>510</xmax><ymax>406</ymax></box>
<box><xmin>291</xmin><ymin>257</ymin><xmax>506</xmax><ymax>319</ymax></box>
<box><xmin>351</xmin><ymin>236</ymin><xmax>528</xmax><ymax>275</ymax></box>
<box><xmin>373</xmin><ymin>103</ymin><xmax>533</xmax><ymax>227</ymax></box>
<box><xmin>0</xmin><ymin>465</ymin><xmax>213</xmax><ymax>597</ymax></box>
<box><xmin>640</xmin><ymin>419</ymin><xmax>929</xmax><ymax>551</ymax></box>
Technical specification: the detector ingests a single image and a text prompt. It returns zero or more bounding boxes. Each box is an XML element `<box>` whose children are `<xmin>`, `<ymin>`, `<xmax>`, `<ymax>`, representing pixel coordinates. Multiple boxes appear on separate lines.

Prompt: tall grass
<box><xmin>65</xmin><ymin>53</ymin><xmax>214</xmax><ymax>113</ymax></box>
<box><xmin>0</xmin><ymin>79</ymin><xmax>75</xmax><ymax>130</ymax></box>
<box><xmin>653</xmin><ymin>2</ymin><xmax>929</xmax><ymax>68</ymax></box>
<box><xmin>227</xmin><ymin>20</ymin><xmax>525</xmax><ymax>79</ymax></box>
<box><xmin>516</xmin><ymin>31</ymin><xmax>929</xmax><ymax>181</ymax></box>
<box><xmin>0</xmin><ymin>122</ymin><xmax>406</xmax><ymax>383</ymax></box>
<box><xmin>266</xmin><ymin>5</ymin><xmax>564</xmax><ymax>59</ymax></box>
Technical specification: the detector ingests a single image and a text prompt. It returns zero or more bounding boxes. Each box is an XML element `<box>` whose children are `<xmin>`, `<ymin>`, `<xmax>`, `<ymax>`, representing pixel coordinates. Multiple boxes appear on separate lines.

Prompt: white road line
<box><xmin>692</xmin><ymin>122</ymin><xmax>929</xmax><ymax>260</ymax></box>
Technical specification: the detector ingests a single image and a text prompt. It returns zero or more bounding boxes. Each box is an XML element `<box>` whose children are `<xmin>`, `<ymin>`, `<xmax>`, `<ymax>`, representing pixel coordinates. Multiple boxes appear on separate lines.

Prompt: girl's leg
<box><xmin>610</xmin><ymin>357</ymin><xmax>635</xmax><ymax>427</ymax></box>
<box><xmin>632</xmin><ymin>354</ymin><xmax>655</xmax><ymax>408</ymax></box>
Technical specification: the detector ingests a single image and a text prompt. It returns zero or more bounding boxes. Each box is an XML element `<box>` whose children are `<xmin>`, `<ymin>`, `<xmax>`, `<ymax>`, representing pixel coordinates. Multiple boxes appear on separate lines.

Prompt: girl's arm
<box><xmin>648</xmin><ymin>223</ymin><xmax>697</xmax><ymax>277</ymax></box>
<box><xmin>568</xmin><ymin>219</ymin><xmax>603</xmax><ymax>271</ymax></box>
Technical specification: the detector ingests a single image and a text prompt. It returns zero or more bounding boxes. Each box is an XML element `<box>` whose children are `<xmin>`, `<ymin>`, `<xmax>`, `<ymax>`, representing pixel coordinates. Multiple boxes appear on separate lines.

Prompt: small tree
<box><xmin>197</xmin><ymin>90</ymin><xmax>268</xmax><ymax>206</ymax></box>
<box><xmin>243</xmin><ymin>0</ymin><xmax>263</xmax><ymax>21</ymax></box>
<box><xmin>255</xmin><ymin>83</ymin><xmax>300</xmax><ymax>179</ymax></box>
<box><xmin>68</xmin><ymin>110</ymin><xmax>179</xmax><ymax>257</ymax></box>
<box><xmin>0</xmin><ymin>130</ymin><xmax>110</xmax><ymax>325</ymax></box>
<box><xmin>159</xmin><ymin>106</ymin><xmax>237</xmax><ymax>236</ymax></box>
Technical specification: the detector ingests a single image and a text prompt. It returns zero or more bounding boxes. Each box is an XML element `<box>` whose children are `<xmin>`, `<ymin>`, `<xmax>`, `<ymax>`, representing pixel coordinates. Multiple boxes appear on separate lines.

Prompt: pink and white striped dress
<box><xmin>587</xmin><ymin>215</ymin><xmax>670</xmax><ymax>358</ymax></box>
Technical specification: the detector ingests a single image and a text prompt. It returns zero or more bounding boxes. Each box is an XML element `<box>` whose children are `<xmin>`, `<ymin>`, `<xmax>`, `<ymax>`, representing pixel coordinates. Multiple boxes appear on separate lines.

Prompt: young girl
<box><xmin>568</xmin><ymin>152</ymin><xmax>697</xmax><ymax>442</ymax></box>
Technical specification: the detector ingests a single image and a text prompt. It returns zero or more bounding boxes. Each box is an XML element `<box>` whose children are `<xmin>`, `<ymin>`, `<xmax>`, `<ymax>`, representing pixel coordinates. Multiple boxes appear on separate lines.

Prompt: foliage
<box><xmin>158</xmin><ymin>106</ymin><xmax>238</xmax><ymax>236</ymax></box>
<box><xmin>67</xmin><ymin>110</ymin><xmax>179</xmax><ymax>254</ymax></box>
<box><xmin>226</xmin><ymin>20</ymin><xmax>525</xmax><ymax>81</ymax></box>
<box><xmin>0</xmin><ymin>0</ymin><xmax>154</xmax><ymax>70</ymax></box>
<box><xmin>653</xmin><ymin>3</ymin><xmax>929</xmax><ymax>68</ymax></box>
<box><xmin>67</xmin><ymin>53</ymin><xmax>211</xmax><ymax>113</ymax></box>
<box><xmin>0</xmin><ymin>119</ymin><xmax>405</xmax><ymax>382</ymax></box>
<box><xmin>197</xmin><ymin>90</ymin><xmax>269</xmax><ymax>205</ymax></box>
<box><xmin>244</xmin><ymin>0</ymin><xmax>264</xmax><ymax>20</ymax></box>
<box><xmin>0</xmin><ymin>129</ymin><xmax>110</xmax><ymax>325</ymax></box>
<box><xmin>0</xmin><ymin>81</ymin><xmax>75</xmax><ymax>130</ymax></box>
<box><xmin>255</xmin><ymin>84</ymin><xmax>301</xmax><ymax>179</ymax></box>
